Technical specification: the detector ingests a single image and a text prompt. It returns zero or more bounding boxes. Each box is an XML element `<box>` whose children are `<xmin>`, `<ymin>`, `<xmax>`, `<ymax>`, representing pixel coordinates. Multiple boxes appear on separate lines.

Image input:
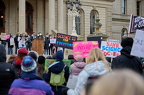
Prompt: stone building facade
<box><xmin>0</xmin><ymin>0</ymin><xmax>143</xmax><ymax>41</ymax></box>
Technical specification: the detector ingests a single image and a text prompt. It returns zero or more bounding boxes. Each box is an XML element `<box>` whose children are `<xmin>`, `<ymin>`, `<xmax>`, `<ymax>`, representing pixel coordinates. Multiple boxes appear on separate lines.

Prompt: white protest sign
<box><xmin>50</xmin><ymin>39</ymin><xmax>56</xmax><ymax>44</ymax></box>
<box><xmin>10</xmin><ymin>38</ymin><xmax>14</xmax><ymax>46</ymax></box>
<box><xmin>101</xmin><ymin>41</ymin><xmax>122</xmax><ymax>57</ymax></box>
<box><xmin>131</xmin><ymin>30</ymin><xmax>144</xmax><ymax>58</ymax></box>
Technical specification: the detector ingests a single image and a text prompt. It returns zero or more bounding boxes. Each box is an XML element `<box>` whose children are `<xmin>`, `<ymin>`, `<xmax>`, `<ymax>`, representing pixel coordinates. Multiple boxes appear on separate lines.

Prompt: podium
<box><xmin>32</xmin><ymin>38</ymin><xmax>44</xmax><ymax>55</ymax></box>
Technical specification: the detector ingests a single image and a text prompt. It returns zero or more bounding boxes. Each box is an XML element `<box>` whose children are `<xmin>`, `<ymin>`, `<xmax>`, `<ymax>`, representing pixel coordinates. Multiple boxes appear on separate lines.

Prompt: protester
<box><xmin>0</xmin><ymin>38</ymin><xmax>7</xmax><ymax>49</ymax></box>
<box><xmin>89</xmin><ymin>69</ymin><xmax>144</xmax><ymax>95</ymax></box>
<box><xmin>0</xmin><ymin>45</ymin><xmax>18</xmax><ymax>95</ymax></box>
<box><xmin>7</xmin><ymin>35</ymin><xmax>14</xmax><ymax>55</ymax></box>
<box><xmin>62</xmin><ymin>48</ymin><xmax>111</xmax><ymax>95</ymax></box>
<box><xmin>13</xmin><ymin>48</ymin><xmax>28</xmax><ymax>77</ymax></box>
<box><xmin>28</xmin><ymin>51</ymin><xmax>38</xmax><ymax>61</ymax></box>
<box><xmin>9</xmin><ymin>56</ymin><xmax>54</xmax><ymax>95</ymax></box>
<box><xmin>7</xmin><ymin>54</ymin><xmax>17</xmax><ymax>64</ymax></box>
<box><xmin>67</xmin><ymin>58</ymin><xmax>86</xmax><ymax>89</ymax></box>
<box><xmin>112</xmin><ymin>37</ymin><xmax>143</xmax><ymax>74</ymax></box>
<box><xmin>43</xmin><ymin>50</ymin><xmax>70</xmax><ymax>95</ymax></box>
<box><xmin>14</xmin><ymin>34</ymin><xmax>19</xmax><ymax>54</ymax></box>
<box><xmin>37</xmin><ymin>56</ymin><xmax>45</xmax><ymax>79</ymax></box>
<box><xmin>44</xmin><ymin>37</ymin><xmax>50</xmax><ymax>55</ymax></box>
<box><xmin>26</xmin><ymin>35</ymin><xmax>32</xmax><ymax>51</ymax></box>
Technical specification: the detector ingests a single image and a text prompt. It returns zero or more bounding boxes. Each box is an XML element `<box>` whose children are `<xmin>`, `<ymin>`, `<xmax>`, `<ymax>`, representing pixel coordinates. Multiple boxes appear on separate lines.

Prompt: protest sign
<box><xmin>10</xmin><ymin>38</ymin><xmax>14</xmax><ymax>46</ymax></box>
<box><xmin>131</xmin><ymin>30</ymin><xmax>144</xmax><ymax>58</ymax></box>
<box><xmin>56</xmin><ymin>33</ymin><xmax>77</xmax><ymax>49</ymax></box>
<box><xmin>73</xmin><ymin>41</ymin><xmax>99</xmax><ymax>59</ymax></box>
<box><xmin>6</xmin><ymin>35</ymin><xmax>10</xmax><ymax>39</ymax></box>
<box><xmin>129</xmin><ymin>14</ymin><xmax>144</xmax><ymax>33</ymax></box>
<box><xmin>1</xmin><ymin>33</ymin><xmax>6</xmax><ymax>40</ymax></box>
<box><xmin>50</xmin><ymin>39</ymin><xmax>56</xmax><ymax>44</ymax></box>
<box><xmin>101</xmin><ymin>41</ymin><xmax>122</xmax><ymax>57</ymax></box>
<box><xmin>87</xmin><ymin>36</ymin><xmax>102</xmax><ymax>48</ymax></box>
<box><xmin>44</xmin><ymin>59</ymin><xmax>71</xmax><ymax>71</ymax></box>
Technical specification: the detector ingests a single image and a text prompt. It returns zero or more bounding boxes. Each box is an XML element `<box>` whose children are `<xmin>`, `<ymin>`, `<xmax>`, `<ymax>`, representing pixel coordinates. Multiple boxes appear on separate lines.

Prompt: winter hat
<box><xmin>28</xmin><ymin>52</ymin><xmax>37</xmax><ymax>61</ymax></box>
<box><xmin>18</xmin><ymin>48</ymin><xmax>28</xmax><ymax>54</ymax></box>
<box><xmin>56</xmin><ymin>50</ymin><xmax>64</xmax><ymax>61</ymax></box>
<box><xmin>38</xmin><ymin>56</ymin><xmax>45</xmax><ymax>64</ymax></box>
<box><xmin>121</xmin><ymin>37</ymin><xmax>133</xmax><ymax>48</ymax></box>
<box><xmin>21</xmin><ymin>56</ymin><xmax>37</xmax><ymax>73</ymax></box>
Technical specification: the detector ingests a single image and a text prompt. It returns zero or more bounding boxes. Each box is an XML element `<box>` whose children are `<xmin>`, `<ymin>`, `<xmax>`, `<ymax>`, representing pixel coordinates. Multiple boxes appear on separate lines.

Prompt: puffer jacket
<box><xmin>0</xmin><ymin>45</ymin><xmax>18</xmax><ymax>95</ymax></box>
<box><xmin>67</xmin><ymin>61</ymin><xmax>110</xmax><ymax>95</ymax></box>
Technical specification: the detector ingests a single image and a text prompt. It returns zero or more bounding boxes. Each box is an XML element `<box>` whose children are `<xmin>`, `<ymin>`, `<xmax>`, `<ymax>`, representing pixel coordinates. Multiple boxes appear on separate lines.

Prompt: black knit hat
<box><xmin>121</xmin><ymin>37</ymin><xmax>133</xmax><ymax>48</ymax></box>
<box><xmin>28</xmin><ymin>52</ymin><xmax>37</xmax><ymax>61</ymax></box>
<box><xmin>38</xmin><ymin>56</ymin><xmax>45</xmax><ymax>64</ymax></box>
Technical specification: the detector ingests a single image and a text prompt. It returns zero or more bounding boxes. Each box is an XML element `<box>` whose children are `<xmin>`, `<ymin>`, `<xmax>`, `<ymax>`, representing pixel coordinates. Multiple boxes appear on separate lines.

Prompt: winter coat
<box><xmin>14</xmin><ymin>36</ymin><xmax>19</xmax><ymax>46</ymax></box>
<box><xmin>112</xmin><ymin>46</ymin><xmax>143</xmax><ymax>74</ymax></box>
<box><xmin>71</xmin><ymin>62</ymin><xmax>86</xmax><ymax>76</ymax></box>
<box><xmin>7</xmin><ymin>38</ymin><xmax>14</xmax><ymax>48</ymax></box>
<box><xmin>67</xmin><ymin>61</ymin><xmax>109</xmax><ymax>95</ymax></box>
<box><xmin>0</xmin><ymin>45</ymin><xmax>18</xmax><ymax>95</ymax></box>
<box><xmin>44</xmin><ymin>39</ymin><xmax>50</xmax><ymax>49</ymax></box>
<box><xmin>9</xmin><ymin>73</ymin><xmax>54</xmax><ymax>95</ymax></box>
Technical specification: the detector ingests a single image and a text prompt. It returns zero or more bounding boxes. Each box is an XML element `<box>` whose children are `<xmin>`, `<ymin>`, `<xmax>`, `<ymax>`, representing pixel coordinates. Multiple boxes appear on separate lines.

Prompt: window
<box><xmin>122</xmin><ymin>0</ymin><xmax>126</xmax><ymax>14</ymax></box>
<box><xmin>137</xmin><ymin>1</ymin><xmax>141</xmax><ymax>16</ymax></box>
<box><xmin>90</xmin><ymin>10</ymin><xmax>99</xmax><ymax>34</ymax></box>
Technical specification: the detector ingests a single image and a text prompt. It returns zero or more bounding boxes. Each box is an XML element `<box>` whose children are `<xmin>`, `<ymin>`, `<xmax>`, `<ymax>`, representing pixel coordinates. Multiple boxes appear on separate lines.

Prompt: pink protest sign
<box><xmin>73</xmin><ymin>41</ymin><xmax>99</xmax><ymax>59</ymax></box>
<box><xmin>6</xmin><ymin>35</ymin><xmax>10</xmax><ymax>39</ymax></box>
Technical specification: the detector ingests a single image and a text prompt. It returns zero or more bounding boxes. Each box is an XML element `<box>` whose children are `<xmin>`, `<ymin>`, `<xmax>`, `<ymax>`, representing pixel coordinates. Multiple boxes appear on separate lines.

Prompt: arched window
<box><xmin>26</xmin><ymin>2</ymin><xmax>34</xmax><ymax>35</ymax></box>
<box><xmin>0</xmin><ymin>0</ymin><xmax>5</xmax><ymax>33</ymax></box>
<box><xmin>121</xmin><ymin>28</ymin><xmax>128</xmax><ymax>40</ymax></box>
<box><xmin>75</xmin><ymin>9</ymin><xmax>84</xmax><ymax>35</ymax></box>
<box><xmin>90</xmin><ymin>10</ymin><xmax>99</xmax><ymax>34</ymax></box>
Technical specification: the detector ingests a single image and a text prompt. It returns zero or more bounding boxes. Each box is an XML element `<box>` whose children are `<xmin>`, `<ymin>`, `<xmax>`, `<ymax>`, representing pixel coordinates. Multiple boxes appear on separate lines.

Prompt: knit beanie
<box><xmin>38</xmin><ymin>56</ymin><xmax>45</xmax><ymax>64</ymax></box>
<box><xmin>21</xmin><ymin>56</ymin><xmax>37</xmax><ymax>73</ymax></box>
<box><xmin>28</xmin><ymin>52</ymin><xmax>37</xmax><ymax>61</ymax></box>
<box><xmin>56</xmin><ymin>50</ymin><xmax>64</xmax><ymax>61</ymax></box>
<box><xmin>121</xmin><ymin>37</ymin><xmax>134</xmax><ymax>48</ymax></box>
<box><xmin>18</xmin><ymin>48</ymin><xmax>28</xmax><ymax>54</ymax></box>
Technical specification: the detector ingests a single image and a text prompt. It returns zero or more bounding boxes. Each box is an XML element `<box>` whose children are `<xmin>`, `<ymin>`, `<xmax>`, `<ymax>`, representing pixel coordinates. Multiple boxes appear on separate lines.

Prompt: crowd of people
<box><xmin>0</xmin><ymin>37</ymin><xmax>144</xmax><ymax>95</ymax></box>
<box><xmin>0</xmin><ymin>32</ymin><xmax>57</xmax><ymax>55</ymax></box>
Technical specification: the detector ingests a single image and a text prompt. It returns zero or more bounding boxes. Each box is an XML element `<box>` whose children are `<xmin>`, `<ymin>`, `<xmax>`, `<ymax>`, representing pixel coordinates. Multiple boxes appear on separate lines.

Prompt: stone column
<box><xmin>37</xmin><ymin>0</ymin><xmax>44</xmax><ymax>34</ymax></box>
<box><xmin>58</xmin><ymin>0</ymin><xmax>63</xmax><ymax>33</ymax></box>
<box><xmin>48</xmin><ymin>0</ymin><xmax>55</xmax><ymax>34</ymax></box>
<box><xmin>19</xmin><ymin>0</ymin><xmax>25</xmax><ymax>33</ymax></box>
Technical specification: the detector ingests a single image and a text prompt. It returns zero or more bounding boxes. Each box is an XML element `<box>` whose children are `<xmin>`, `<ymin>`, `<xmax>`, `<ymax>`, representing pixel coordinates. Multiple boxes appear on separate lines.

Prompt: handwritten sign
<box><xmin>50</xmin><ymin>39</ymin><xmax>56</xmax><ymax>44</ymax></box>
<box><xmin>73</xmin><ymin>41</ymin><xmax>99</xmax><ymax>59</ymax></box>
<box><xmin>56</xmin><ymin>33</ymin><xmax>77</xmax><ymax>49</ymax></box>
<box><xmin>131</xmin><ymin>30</ymin><xmax>144</xmax><ymax>58</ymax></box>
<box><xmin>6</xmin><ymin>35</ymin><xmax>10</xmax><ymax>39</ymax></box>
<box><xmin>44</xmin><ymin>59</ymin><xmax>71</xmax><ymax>71</ymax></box>
<box><xmin>101</xmin><ymin>41</ymin><xmax>122</xmax><ymax>57</ymax></box>
<box><xmin>1</xmin><ymin>33</ymin><xmax>6</xmax><ymax>40</ymax></box>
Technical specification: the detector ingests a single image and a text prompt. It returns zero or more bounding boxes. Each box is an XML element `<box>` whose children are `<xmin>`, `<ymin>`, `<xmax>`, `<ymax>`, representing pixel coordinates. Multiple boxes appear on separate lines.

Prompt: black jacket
<box><xmin>44</xmin><ymin>39</ymin><xmax>50</xmax><ymax>49</ymax></box>
<box><xmin>112</xmin><ymin>46</ymin><xmax>143</xmax><ymax>74</ymax></box>
<box><xmin>0</xmin><ymin>45</ymin><xmax>18</xmax><ymax>95</ymax></box>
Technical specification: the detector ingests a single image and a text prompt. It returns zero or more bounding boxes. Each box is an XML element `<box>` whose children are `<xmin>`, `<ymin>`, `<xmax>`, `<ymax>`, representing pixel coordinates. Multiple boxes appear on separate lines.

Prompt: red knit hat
<box><xmin>18</xmin><ymin>48</ymin><xmax>28</xmax><ymax>54</ymax></box>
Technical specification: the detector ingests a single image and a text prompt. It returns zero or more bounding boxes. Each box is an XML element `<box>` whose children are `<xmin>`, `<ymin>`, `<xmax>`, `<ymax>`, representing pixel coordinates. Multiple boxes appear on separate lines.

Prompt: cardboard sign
<box><xmin>73</xmin><ymin>41</ymin><xmax>99</xmax><ymax>59</ymax></box>
<box><xmin>10</xmin><ymin>38</ymin><xmax>14</xmax><ymax>46</ymax></box>
<box><xmin>56</xmin><ymin>33</ymin><xmax>77</xmax><ymax>49</ymax></box>
<box><xmin>1</xmin><ymin>33</ymin><xmax>6</xmax><ymax>40</ymax></box>
<box><xmin>50</xmin><ymin>39</ymin><xmax>56</xmax><ymax>44</ymax></box>
<box><xmin>101</xmin><ymin>41</ymin><xmax>122</xmax><ymax>57</ymax></box>
<box><xmin>129</xmin><ymin>14</ymin><xmax>144</xmax><ymax>33</ymax></box>
<box><xmin>44</xmin><ymin>59</ymin><xmax>71</xmax><ymax>71</ymax></box>
<box><xmin>131</xmin><ymin>30</ymin><xmax>144</xmax><ymax>58</ymax></box>
<box><xmin>6</xmin><ymin>35</ymin><xmax>10</xmax><ymax>39</ymax></box>
<box><xmin>87</xmin><ymin>36</ymin><xmax>102</xmax><ymax>48</ymax></box>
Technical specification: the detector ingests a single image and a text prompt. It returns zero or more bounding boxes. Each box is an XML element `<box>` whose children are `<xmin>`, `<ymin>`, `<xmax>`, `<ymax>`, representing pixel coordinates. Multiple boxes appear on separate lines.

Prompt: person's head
<box><xmin>28</xmin><ymin>51</ymin><xmax>38</xmax><ymax>61</ymax></box>
<box><xmin>38</xmin><ymin>56</ymin><xmax>45</xmax><ymax>64</ymax></box>
<box><xmin>56</xmin><ymin>50</ymin><xmax>64</xmax><ymax>61</ymax></box>
<box><xmin>21</xmin><ymin>56</ymin><xmax>37</xmax><ymax>73</ymax></box>
<box><xmin>46</xmin><ymin>56</ymin><xmax>52</xmax><ymax>59</ymax></box>
<box><xmin>18</xmin><ymin>48</ymin><xmax>28</xmax><ymax>59</ymax></box>
<box><xmin>0</xmin><ymin>44</ymin><xmax>6</xmax><ymax>62</ymax></box>
<box><xmin>121</xmin><ymin>37</ymin><xmax>133</xmax><ymax>48</ymax></box>
<box><xmin>89</xmin><ymin>69</ymin><xmax>144</xmax><ymax>95</ymax></box>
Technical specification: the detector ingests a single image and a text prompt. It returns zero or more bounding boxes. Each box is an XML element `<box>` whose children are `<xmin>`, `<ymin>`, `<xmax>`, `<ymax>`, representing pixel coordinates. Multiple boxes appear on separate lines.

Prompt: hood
<box><xmin>84</xmin><ymin>61</ymin><xmax>109</xmax><ymax>77</ymax></box>
<box><xmin>56</xmin><ymin>50</ymin><xmax>64</xmax><ymax>61</ymax></box>
<box><xmin>0</xmin><ymin>45</ymin><xmax>6</xmax><ymax>62</ymax></box>
<box><xmin>49</xmin><ymin>61</ymin><xmax>65</xmax><ymax>74</ymax></box>
<box><xmin>73</xmin><ymin>62</ymin><xmax>86</xmax><ymax>69</ymax></box>
<box><xmin>121</xmin><ymin>46</ymin><xmax>134</xmax><ymax>58</ymax></box>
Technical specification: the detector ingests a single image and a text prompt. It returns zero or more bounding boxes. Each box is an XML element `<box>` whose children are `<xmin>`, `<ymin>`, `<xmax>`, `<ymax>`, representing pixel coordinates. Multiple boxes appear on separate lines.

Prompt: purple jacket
<box><xmin>9</xmin><ymin>77</ymin><xmax>54</xmax><ymax>95</ymax></box>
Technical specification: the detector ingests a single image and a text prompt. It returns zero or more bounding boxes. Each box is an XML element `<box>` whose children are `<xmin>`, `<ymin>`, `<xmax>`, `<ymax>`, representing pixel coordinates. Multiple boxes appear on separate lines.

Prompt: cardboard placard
<box><xmin>50</xmin><ymin>39</ymin><xmax>56</xmax><ymax>44</ymax></box>
<box><xmin>101</xmin><ymin>41</ymin><xmax>122</xmax><ymax>57</ymax></box>
<box><xmin>55</xmin><ymin>33</ymin><xmax>77</xmax><ymax>49</ymax></box>
<box><xmin>73</xmin><ymin>41</ymin><xmax>99</xmax><ymax>59</ymax></box>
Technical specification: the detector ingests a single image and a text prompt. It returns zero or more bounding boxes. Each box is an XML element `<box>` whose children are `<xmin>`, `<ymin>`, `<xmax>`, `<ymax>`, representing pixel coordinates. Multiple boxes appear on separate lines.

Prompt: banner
<box><xmin>44</xmin><ymin>59</ymin><xmax>71</xmax><ymax>71</ymax></box>
<box><xmin>56</xmin><ymin>33</ymin><xmax>77</xmax><ymax>49</ymax></box>
<box><xmin>129</xmin><ymin>14</ymin><xmax>144</xmax><ymax>33</ymax></box>
<box><xmin>1</xmin><ymin>33</ymin><xmax>6</xmax><ymax>40</ymax></box>
<box><xmin>50</xmin><ymin>39</ymin><xmax>56</xmax><ymax>44</ymax></box>
<box><xmin>101</xmin><ymin>41</ymin><xmax>122</xmax><ymax>57</ymax></box>
<box><xmin>131</xmin><ymin>30</ymin><xmax>144</xmax><ymax>58</ymax></box>
<box><xmin>73</xmin><ymin>41</ymin><xmax>99</xmax><ymax>59</ymax></box>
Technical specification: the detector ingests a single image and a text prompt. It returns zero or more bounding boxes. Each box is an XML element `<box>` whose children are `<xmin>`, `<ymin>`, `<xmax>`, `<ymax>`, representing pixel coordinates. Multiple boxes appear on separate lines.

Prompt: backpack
<box><xmin>49</xmin><ymin>65</ymin><xmax>66</xmax><ymax>86</ymax></box>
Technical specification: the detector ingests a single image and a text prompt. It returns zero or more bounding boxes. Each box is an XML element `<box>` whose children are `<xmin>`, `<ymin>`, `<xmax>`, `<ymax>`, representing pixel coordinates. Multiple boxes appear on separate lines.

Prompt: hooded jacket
<box><xmin>0</xmin><ymin>45</ymin><xmax>18</xmax><ymax>95</ymax></box>
<box><xmin>67</xmin><ymin>61</ymin><xmax>109</xmax><ymax>95</ymax></box>
<box><xmin>112</xmin><ymin>46</ymin><xmax>143</xmax><ymax>74</ymax></box>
